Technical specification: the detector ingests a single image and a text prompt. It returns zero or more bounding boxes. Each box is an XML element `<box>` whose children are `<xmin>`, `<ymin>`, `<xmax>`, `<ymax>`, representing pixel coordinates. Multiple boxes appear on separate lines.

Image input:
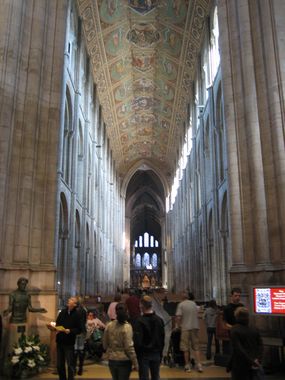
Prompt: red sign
<box><xmin>253</xmin><ymin>287</ymin><xmax>285</xmax><ymax>315</ymax></box>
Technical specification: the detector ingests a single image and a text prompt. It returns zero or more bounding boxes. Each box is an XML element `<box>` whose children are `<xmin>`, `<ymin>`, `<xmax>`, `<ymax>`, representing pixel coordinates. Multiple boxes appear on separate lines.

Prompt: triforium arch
<box><xmin>124</xmin><ymin>166</ymin><xmax>167</xmax><ymax>289</ymax></box>
<box><xmin>121</xmin><ymin>159</ymin><xmax>169</xmax><ymax>199</ymax></box>
<box><xmin>219</xmin><ymin>190</ymin><xmax>230</xmax><ymax>303</ymax></box>
<box><xmin>57</xmin><ymin>192</ymin><xmax>69</xmax><ymax>304</ymax></box>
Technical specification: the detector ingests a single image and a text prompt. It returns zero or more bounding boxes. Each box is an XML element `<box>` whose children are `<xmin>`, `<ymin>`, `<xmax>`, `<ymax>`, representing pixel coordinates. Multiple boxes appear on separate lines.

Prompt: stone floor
<box><xmin>36</xmin><ymin>362</ymin><xmax>284</xmax><ymax>380</ymax></box>
<box><xmin>38</xmin><ymin>362</ymin><xmax>230</xmax><ymax>379</ymax></box>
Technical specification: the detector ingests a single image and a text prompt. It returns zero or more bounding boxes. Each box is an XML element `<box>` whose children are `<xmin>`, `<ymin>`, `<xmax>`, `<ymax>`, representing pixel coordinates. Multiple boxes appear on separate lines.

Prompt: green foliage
<box><xmin>6</xmin><ymin>333</ymin><xmax>49</xmax><ymax>378</ymax></box>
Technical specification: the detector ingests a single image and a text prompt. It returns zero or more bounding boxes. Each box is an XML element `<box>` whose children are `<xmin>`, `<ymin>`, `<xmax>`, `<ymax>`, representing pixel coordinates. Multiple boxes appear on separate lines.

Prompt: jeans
<box><xmin>206</xmin><ymin>327</ymin><xmax>220</xmax><ymax>359</ymax></box>
<box><xmin>109</xmin><ymin>359</ymin><xmax>132</xmax><ymax>380</ymax></box>
<box><xmin>57</xmin><ymin>344</ymin><xmax>75</xmax><ymax>380</ymax></box>
<box><xmin>138</xmin><ymin>351</ymin><xmax>161</xmax><ymax>380</ymax></box>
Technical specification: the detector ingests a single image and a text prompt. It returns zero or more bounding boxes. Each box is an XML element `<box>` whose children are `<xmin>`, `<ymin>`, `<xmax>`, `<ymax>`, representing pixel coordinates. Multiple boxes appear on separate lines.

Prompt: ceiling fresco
<box><xmin>77</xmin><ymin>0</ymin><xmax>211</xmax><ymax>183</ymax></box>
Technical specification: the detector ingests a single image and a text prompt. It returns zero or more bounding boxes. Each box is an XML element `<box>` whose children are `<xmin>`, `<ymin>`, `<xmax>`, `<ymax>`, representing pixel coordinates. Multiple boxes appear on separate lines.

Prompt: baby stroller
<box><xmin>166</xmin><ymin>328</ymin><xmax>196</xmax><ymax>369</ymax></box>
<box><xmin>166</xmin><ymin>328</ymin><xmax>185</xmax><ymax>367</ymax></box>
<box><xmin>86</xmin><ymin>328</ymin><xmax>104</xmax><ymax>361</ymax></box>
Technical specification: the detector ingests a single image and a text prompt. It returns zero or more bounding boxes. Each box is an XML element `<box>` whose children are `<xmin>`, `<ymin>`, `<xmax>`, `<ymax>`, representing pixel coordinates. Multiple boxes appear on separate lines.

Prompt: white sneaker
<box><xmin>184</xmin><ymin>365</ymin><xmax>191</xmax><ymax>372</ymax></box>
<box><xmin>197</xmin><ymin>363</ymin><xmax>203</xmax><ymax>372</ymax></box>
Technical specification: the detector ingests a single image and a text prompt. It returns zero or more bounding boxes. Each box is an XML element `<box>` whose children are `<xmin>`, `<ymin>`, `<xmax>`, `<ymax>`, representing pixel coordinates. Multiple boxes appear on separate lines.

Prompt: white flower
<box><xmin>38</xmin><ymin>354</ymin><xmax>44</xmax><ymax>361</ymax></box>
<box><xmin>32</xmin><ymin>345</ymin><xmax>40</xmax><ymax>351</ymax></box>
<box><xmin>14</xmin><ymin>347</ymin><xmax>23</xmax><ymax>355</ymax></box>
<box><xmin>11</xmin><ymin>356</ymin><xmax>19</xmax><ymax>364</ymax></box>
<box><xmin>24</xmin><ymin>346</ymin><xmax>32</xmax><ymax>353</ymax></box>
<box><xmin>26</xmin><ymin>340</ymin><xmax>33</xmax><ymax>346</ymax></box>
<box><xmin>27</xmin><ymin>359</ymin><xmax>36</xmax><ymax>368</ymax></box>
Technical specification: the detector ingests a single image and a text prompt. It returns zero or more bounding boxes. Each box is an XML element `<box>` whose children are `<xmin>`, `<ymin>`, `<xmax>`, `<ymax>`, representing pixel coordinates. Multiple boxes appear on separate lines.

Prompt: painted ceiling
<box><xmin>77</xmin><ymin>0</ymin><xmax>210</xmax><ymax>183</ymax></box>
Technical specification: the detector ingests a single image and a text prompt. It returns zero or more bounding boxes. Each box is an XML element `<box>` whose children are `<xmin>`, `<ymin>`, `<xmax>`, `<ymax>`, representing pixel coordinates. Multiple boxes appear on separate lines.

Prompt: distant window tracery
<box><xmin>136</xmin><ymin>253</ymin><xmax>141</xmax><ymax>267</ymax></box>
<box><xmin>134</xmin><ymin>234</ymin><xmax>159</xmax><ymax>269</ymax></box>
<box><xmin>143</xmin><ymin>253</ymin><xmax>150</xmax><ymax>268</ymax></box>
<box><xmin>152</xmin><ymin>253</ymin><xmax>158</xmax><ymax>268</ymax></box>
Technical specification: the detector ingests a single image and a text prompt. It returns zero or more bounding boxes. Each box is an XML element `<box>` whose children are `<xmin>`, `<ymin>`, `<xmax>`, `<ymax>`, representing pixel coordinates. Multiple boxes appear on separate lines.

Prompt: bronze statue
<box><xmin>3</xmin><ymin>277</ymin><xmax>47</xmax><ymax>323</ymax></box>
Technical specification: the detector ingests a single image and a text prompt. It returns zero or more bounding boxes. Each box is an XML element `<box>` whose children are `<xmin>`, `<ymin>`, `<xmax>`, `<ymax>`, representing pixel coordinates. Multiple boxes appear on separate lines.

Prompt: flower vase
<box><xmin>20</xmin><ymin>370</ymin><xmax>29</xmax><ymax>378</ymax></box>
<box><xmin>20</xmin><ymin>368</ymin><xmax>37</xmax><ymax>378</ymax></box>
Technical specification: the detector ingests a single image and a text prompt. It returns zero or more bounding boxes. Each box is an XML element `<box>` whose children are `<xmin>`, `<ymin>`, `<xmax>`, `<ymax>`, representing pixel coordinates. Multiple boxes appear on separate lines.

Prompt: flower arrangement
<box><xmin>7</xmin><ymin>333</ymin><xmax>49</xmax><ymax>378</ymax></box>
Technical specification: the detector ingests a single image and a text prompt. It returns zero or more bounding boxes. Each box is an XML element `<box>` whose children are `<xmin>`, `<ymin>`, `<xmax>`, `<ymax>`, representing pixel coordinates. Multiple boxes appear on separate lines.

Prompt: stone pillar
<box><xmin>0</xmin><ymin>0</ymin><xmax>68</xmax><ymax>343</ymax></box>
<box><xmin>124</xmin><ymin>214</ymin><xmax>131</xmax><ymax>288</ymax></box>
<box><xmin>218</xmin><ymin>0</ymin><xmax>285</xmax><ymax>287</ymax></box>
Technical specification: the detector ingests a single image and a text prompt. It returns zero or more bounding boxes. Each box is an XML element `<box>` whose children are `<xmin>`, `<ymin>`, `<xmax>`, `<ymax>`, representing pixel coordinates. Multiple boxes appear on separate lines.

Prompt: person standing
<box><xmin>223</xmin><ymin>287</ymin><xmax>244</xmax><ymax>330</ymax></box>
<box><xmin>223</xmin><ymin>287</ymin><xmax>244</xmax><ymax>356</ymax></box>
<box><xmin>229</xmin><ymin>307</ymin><xmax>263</xmax><ymax>380</ymax></box>
<box><xmin>107</xmin><ymin>293</ymin><xmax>122</xmax><ymax>321</ymax></box>
<box><xmin>52</xmin><ymin>297</ymin><xmax>82</xmax><ymax>380</ymax></box>
<box><xmin>175</xmin><ymin>292</ymin><xmax>203</xmax><ymax>373</ymax></box>
<box><xmin>203</xmin><ymin>299</ymin><xmax>220</xmax><ymax>360</ymax></box>
<box><xmin>103</xmin><ymin>303</ymin><xmax>138</xmax><ymax>380</ymax></box>
<box><xmin>125</xmin><ymin>289</ymin><xmax>141</xmax><ymax>327</ymax></box>
<box><xmin>74</xmin><ymin>297</ymin><xmax>87</xmax><ymax>376</ymax></box>
<box><xmin>133</xmin><ymin>295</ymin><xmax>165</xmax><ymax>380</ymax></box>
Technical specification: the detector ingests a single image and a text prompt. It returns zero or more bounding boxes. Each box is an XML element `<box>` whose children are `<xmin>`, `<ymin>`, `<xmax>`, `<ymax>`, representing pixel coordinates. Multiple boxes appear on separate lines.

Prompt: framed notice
<box><xmin>252</xmin><ymin>286</ymin><xmax>285</xmax><ymax>316</ymax></box>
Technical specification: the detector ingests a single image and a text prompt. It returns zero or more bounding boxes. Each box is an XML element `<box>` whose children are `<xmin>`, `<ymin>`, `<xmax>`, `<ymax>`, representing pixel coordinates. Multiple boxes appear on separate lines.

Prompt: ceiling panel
<box><xmin>77</xmin><ymin>0</ymin><xmax>210</xmax><ymax>183</ymax></box>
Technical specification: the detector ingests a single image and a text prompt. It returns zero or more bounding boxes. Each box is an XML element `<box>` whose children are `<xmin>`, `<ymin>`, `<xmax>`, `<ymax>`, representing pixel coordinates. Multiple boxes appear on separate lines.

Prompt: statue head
<box><xmin>17</xmin><ymin>277</ymin><xmax>28</xmax><ymax>291</ymax></box>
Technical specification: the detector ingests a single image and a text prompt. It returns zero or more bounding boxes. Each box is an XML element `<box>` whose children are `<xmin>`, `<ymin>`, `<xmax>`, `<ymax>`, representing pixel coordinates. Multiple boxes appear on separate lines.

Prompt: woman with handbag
<box><xmin>86</xmin><ymin>311</ymin><xmax>105</xmax><ymax>359</ymax></box>
<box><xmin>86</xmin><ymin>310</ymin><xmax>106</xmax><ymax>339</ymax></box>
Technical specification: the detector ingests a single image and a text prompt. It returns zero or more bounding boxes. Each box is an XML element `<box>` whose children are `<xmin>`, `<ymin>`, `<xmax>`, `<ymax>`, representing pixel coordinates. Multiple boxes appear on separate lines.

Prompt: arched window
<box><xmin>196</xmin><ymin>144</ymin><xmax>202</xmax><ymax>209</ymax></box>
<box><xmin>85</xmin><ymin>223</ymin><xmax>90</xmax><ymax>293</ymax></box>
<box><xmin>57</xmin><ymin>193</ymin><xmax>69</xmax><ymax>306</ymax></box>
<box><xmin>77</xmin><ymin>120</ymin><xmax>84</xmax><ymax>200</ymax></box>
<box><xmin>209</xmin><ymin>6</ymin><xmax>220</xmax><ymax>82</ymax></box>
<box><xmin>87</xmin><ymin>147</ymin><xmax>92</xmax><ymax>211</ymax></box>
<box><xmin>143</xmin><ymin>253</ymin><xmax>150</xmax><ymax>268</ymax></box>
<box><xmin>215</xmin><ymin>85</ymin><xmax>225</xmax><ymax>183</ymax></box>
<box><xmin>135</xmin><ymin>253</ymin><xmax>141</xmax><ymax>268</ymax></box>
<box><xmin>144</xmin><ymin>232</ymin><xmax>149</xmax><ymax>247</ymax></box>
<box><xmin>62</xmin><ymin>88</ymin><xmax>73</xmax><ymax>185</ymax></box>
<box><xmin>75</xmin><ymin>210</ymin><xmax>81</xmax><ymax>292</ymax></box>
<box><xmin>152</xmin><ymin>253</ymin><xmax>158</xmax><ymax>268</ymax></box>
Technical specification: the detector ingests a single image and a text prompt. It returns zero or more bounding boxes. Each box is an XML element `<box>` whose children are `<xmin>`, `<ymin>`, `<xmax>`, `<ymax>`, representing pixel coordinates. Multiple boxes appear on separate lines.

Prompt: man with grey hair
<box><xmin>48</xmin><ymin>297</ymin><xmax>82</xmax><ymax>380</ymax></box>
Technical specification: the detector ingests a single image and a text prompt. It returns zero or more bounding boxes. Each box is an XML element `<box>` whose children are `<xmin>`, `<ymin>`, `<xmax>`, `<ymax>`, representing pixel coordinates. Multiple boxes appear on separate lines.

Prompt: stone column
<box><xmin>218</xmin><ymin>0</ymin><xmax>285</xmax><ymax>286</ymax></box>
<box><xmin>0</xmin><ymin>0</ymin><xmax>68</xmax><ymax>343</ymax></box>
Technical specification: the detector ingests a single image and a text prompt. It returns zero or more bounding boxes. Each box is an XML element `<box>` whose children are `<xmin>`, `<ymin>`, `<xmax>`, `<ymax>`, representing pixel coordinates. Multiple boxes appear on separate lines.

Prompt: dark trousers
<box><xmin>57</xmin><ymin>344</ymin><xmax>75</xmax><ymax>380</ymax></box>
<box><xmin>138</xmin><ymin>352</ymin><xmax>161</xmax><ymax>380</ymax></box>
<box><xmin>109</xmin><ymin>359</ymin><xmax>132</xmax><ymax>380</ymax></box>
<box><xmin>206</xmin><ymin>327</ymin><xmax>220</xmax><ymax>359</ymax></box>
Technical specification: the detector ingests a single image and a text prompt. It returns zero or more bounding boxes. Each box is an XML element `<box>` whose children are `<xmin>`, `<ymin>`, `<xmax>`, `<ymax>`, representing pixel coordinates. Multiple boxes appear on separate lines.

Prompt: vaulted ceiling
<box><xmin>77</xmin><ymin>0</ymin><xmax>210</xmax><ymax>184</ymax></box>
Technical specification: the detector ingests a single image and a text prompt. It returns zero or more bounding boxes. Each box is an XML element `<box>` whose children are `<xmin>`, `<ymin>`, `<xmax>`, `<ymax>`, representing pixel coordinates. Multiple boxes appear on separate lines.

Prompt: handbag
<box><xmin>92</xmin><ymin>329</ymin><xmax>103</xmax><ymax>342</ymax></box>
<box><xmin>251</xmin><ymin>366</ymin><xmax>265</xmax><ymax>380</ymax></box>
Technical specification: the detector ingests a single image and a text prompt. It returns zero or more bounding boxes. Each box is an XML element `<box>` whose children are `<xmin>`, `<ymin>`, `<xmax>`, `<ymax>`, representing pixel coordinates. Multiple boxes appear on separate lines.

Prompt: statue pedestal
<box><xmin>7</xmin><ymin>323</ymin><xmax>28</xmax><ymax>352</ymax></box>
<box><xmin>0</xmin><ymin>323</ymin><xmax>28</xmax><ymax>372</ymax></box>
<box><xmin>49</xmin><ymin>330</ymin><xmax>57</xmax><ymax>370</ymax></box>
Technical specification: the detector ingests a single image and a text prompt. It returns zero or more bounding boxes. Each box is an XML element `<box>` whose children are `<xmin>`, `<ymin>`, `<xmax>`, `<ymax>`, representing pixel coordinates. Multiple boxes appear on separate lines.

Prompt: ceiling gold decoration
<box><xmin>77</xmin><ymin>0</ymin><xmax>210</xmax><ymax>182</ymax></box>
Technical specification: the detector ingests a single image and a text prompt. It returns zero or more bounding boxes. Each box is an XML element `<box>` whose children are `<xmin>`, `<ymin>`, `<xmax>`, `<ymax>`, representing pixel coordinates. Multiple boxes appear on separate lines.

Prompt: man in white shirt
<box><xmin>176</xmin><ymin>292</ymin><xmax>203</xmax><ymax>373</ymax></box>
